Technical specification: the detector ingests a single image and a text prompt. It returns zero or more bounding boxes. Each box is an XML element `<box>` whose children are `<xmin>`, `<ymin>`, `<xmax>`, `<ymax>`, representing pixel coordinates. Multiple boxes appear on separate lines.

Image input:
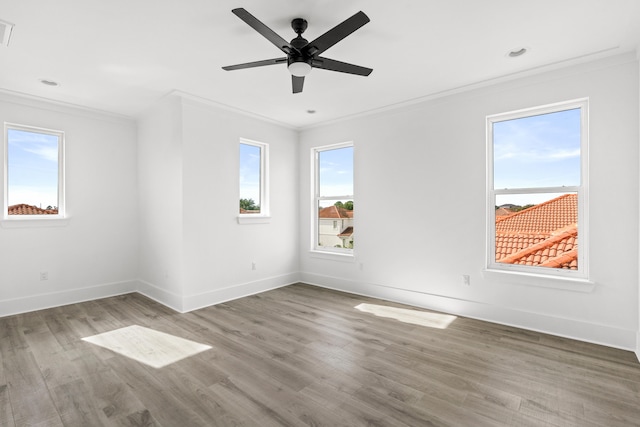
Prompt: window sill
<box><xmin>237</xmin><ymin>215</ymin><xmax>271</xmax><ymax>225</ymax></box>
<box><xmin>1</xmin><ymin>217</ymin><xmax>70</xmax><ymax>228</ymax></box>
<box><xmin>482</xmin><ymin>268</ymin><xmax>595</xmax><ymax>293</ymax></box>
<box><xmin>309</xmin><ymin>250</ymin><xmax>355</xmax><ymax>263</ymax></box>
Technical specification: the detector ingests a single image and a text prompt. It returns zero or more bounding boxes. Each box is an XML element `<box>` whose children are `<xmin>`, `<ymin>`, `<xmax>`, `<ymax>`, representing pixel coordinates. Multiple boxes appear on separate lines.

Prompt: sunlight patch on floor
<box><xmin>82</xmin><ymin>325</ymin><xmax>212</xmax><ymax>368</ymax></box>
<box><xmin>354</xmin><ymin>303</ymin><xmax>457</xmax><ymax>329</ymax></box>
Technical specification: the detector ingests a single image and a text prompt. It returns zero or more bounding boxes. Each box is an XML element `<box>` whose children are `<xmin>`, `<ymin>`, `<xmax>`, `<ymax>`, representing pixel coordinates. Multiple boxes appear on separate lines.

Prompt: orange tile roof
<box><xmin>495</xmin><ymin>207</ymin><xmax>513</xmax><ymax>217</ymax></box>
<box><xmin>338</xmin><ymin>226</ymin><xmax>353</xmax><ymax>237</ymax></box>
<box><xmin>495</xmin><ymin>194</ymin><xmax>578</xmax><ymax>270</ymax></box>
<box><xmin>496</xmin><ymin>193</ymin><xmax>577</xmax><ymax>234</ymax></box>
<box><xmin>319</xmin><ymin>206</ymin><xmax>353</xmax><ymax>219</ymax></box>
<box><xmin>8</xmin><ymin>204</ymin><xmax>58</xmax><ymax>215</ymax></box>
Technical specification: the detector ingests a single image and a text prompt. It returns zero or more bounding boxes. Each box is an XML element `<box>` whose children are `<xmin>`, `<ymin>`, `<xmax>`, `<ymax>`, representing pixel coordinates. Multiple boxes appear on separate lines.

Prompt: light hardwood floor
<box><xmin>1</xmin><ymin>283</ymin><xmax>639</xmax><ymax>426</ymax></box>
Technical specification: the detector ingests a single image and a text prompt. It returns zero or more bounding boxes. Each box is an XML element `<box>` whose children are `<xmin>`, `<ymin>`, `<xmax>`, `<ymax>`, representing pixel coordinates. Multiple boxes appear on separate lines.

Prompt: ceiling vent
<box><xmin>0</xmin><ymin>20</ymin><xmax>15</xmax><ymax>47</ymax></box>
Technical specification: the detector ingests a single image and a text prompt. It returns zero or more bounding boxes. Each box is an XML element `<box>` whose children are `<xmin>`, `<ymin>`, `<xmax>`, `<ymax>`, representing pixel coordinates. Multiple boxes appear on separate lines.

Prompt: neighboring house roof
<box><xmin>8</xmin><ymin>204</ymin><xmax>58</xmax><ymax>215</ymax></box>
<box><xmin>495</xmin><ymin>194</ymin><xmax>578</xmax><ymax>270</ymax></box>
<box><xmin>319</xmin><ymin>206</ymin><xmax>353</xmax><ymax>219</ymax></box>
<box><xmin>499</xmin><ymin>203</ymin><xmax>519</xmax><ymax>209</ymax></box>
<box><xmin>495</xmin><ymin>207</ymin><xmax>513</xmax><ymax>217</ymax></box>
<box><xmin>338</xmin><ymin>226</ymin><xmax>353</xmax><ymax>238</ymax></box>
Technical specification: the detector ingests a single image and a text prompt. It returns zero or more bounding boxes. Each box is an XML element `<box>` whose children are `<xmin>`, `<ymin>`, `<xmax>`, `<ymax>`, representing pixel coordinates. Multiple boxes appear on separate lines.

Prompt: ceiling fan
<box><xmin>222</xmin><ymin>8</ymin><xmax>373</xmax><ymax>94</ymax></box>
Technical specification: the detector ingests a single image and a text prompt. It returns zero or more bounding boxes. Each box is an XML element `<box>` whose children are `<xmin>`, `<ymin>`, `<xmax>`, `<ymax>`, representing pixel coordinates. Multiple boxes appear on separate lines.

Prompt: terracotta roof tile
<box><xmin>319</xmin><ymin>206</ymin><xmax>353</xmax><ymax>219</ymax></box>
<box><xmin>338</xmin><ymin>226</ymin><xmax>353</xmax><ymax>237</ymax></box>
<box><xmin>8</xmin><ymin>204</ymin><xmax>58</xmax><ymax>215</ymax></box>
<box><xmin>498</xmin><ymin>226</ymin><xmax>578</xmax><ymax>270</ymax></box>
<box><xmin>495</xmin><ymin>207</ymin><xmax>513</xmax><ymax>217</ymax></box>
<box><xmin>495</xmin><ymin>194</ymin><xmax>579</xmax><ymax>270</ymax></box>
<box><xmin>496</xmin><ymin>193</ymin><xmax>577</xmax><ymax>234</ymax></box>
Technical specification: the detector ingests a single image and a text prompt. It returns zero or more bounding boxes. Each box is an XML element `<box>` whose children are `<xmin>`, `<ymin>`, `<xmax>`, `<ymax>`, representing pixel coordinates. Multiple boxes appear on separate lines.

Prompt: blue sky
<box><xmin>493</xmin><ymin>108</ymin><xmax>581</xmax><ymax>206</ymax></box>
<box><xmin>7</xmin><ymin>128</ymin><xmax>59</xmax><ymax>208</ymax></box>
<box><xmin>319</xmin><ymin>146</ymin><xmax>353</xmax><ymax>198</ymax></box>
<box><xmin>239</xmin><ymin>143</ymin><xmax>261</xmax><ymax>205</ymax></box>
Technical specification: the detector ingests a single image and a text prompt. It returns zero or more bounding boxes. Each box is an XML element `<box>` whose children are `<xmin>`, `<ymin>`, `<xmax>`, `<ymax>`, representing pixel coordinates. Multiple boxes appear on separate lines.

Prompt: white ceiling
<box><xmin>1</xmin><ymin>0</ymin><xmax>639</xmax><ymax>129</ymax></box>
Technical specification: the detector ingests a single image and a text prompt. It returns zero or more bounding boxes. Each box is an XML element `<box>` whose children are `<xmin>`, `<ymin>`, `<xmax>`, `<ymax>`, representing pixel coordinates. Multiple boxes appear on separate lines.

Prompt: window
<box><xmin>239</xmin><ymin>139</ymin><xmax>268</xmax><ymax>217</ymax></box>
<box><xmin>487</xmin><ymin>99</ymin><xmax>588</xmax><ymax>278</ymax></box>
<box><xmin>313</xmin><ymin>143</ymin><xmax>354</xmax><ymax>254</ymax></box>
<box><xmin>4</xmin><ymin>123</ymin><xmax>65</xmax><ymax>218</ymax></box>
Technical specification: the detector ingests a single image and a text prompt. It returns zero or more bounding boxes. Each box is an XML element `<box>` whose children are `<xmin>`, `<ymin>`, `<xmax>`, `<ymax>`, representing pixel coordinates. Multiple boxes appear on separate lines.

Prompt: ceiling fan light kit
<box><xmin>222</xmin><ymin>8</ymin><xmax>372</xmax><ymax>93</ymax></box>
<box><xmin>288</xmin><ymin>61</ymin><xmax>312</xmax><ymax>77</ymax></box>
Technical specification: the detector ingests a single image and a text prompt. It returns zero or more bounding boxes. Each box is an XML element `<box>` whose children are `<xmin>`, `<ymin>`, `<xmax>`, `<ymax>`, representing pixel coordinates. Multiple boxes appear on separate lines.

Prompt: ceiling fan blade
<box><xmin>303</xmin><ymin>11</ymin><xmax>369</xmax><ymax>57</ymax></box>
<box><xmin>222</xmin><ymin>57</ymin><xmax>287</xmax><ymax>71</ymax></box>
<box><xmin>312</xmin><ymin>57</ymin><xmax>372</xmax><ymax>76</ymax></box>
<box><xmin>231</xmin><ymin>8</ymin><xmax>298</xmax><ymax>55</ymax></box>
<box><xmin>292</xmin><ymin>76</ymin><xmax>304</xmax><ymax>93</ymax></box>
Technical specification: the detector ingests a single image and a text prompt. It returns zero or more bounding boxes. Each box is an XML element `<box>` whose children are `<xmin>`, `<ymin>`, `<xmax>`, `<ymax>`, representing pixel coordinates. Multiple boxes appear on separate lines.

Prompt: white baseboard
<box><xmin>0</xmin><ymin>280</ymin><xmax>138</xmax><ymax>318</ymax></box>
<box><xmin>180</xmin><ymin>272</ymin><xmax>301</xmax><ymax>312</ymax></box>
<box><xmin>0</xmin><ymin>273</ymin><xmax>301</xmax><ymax>318</ymax></box>
<box><xmin>136</xmin><ymin>280</ymin><xmax>185</xmax><ymax>312</ymax></box>
<box><xmin>300</xmin><ymin>272</ymin><xmax>637</xmax><ymax>352</ymax></box>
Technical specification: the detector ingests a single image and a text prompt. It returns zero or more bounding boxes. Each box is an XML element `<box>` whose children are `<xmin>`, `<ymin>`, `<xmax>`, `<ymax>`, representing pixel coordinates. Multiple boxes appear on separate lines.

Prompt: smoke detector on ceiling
<box><xmin>0</xmin><ymin>19</ymin><xmax>14</xmax><ymax>47</ymax></box>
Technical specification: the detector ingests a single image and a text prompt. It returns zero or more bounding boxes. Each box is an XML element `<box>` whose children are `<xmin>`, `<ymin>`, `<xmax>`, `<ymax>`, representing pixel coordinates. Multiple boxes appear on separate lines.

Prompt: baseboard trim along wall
<box><xmin>300</xmin><ymin>272</ymin><xmax>637</xmax><ymax>352</ymax></box>
<box><xmin>180</xmin><ymin>272</ymin><xmax>301</xmax><ymax>313</ymax></box>
<box><xmin>136</xmin><ymin>273</ymin><xmax>301</xmax><ymax>313</ymax></box>
<box><xmin>1</xmin><ymin>274</ymin><xmax>301</xmax><ymax>318</ymax></box>
<box><xmin>0</xmin><ymin>280</ymin><xmax>138</xmax><ymax>318</ymax></box>
<box><xmin>136</xmin><ymin>280</ymin><xmax>185</xmax><ymax>312</ymax></box>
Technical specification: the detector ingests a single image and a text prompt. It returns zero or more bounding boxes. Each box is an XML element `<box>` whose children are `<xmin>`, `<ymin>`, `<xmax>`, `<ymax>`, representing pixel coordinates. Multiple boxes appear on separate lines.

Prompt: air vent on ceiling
<box><xmin>0</xmin><ymin>20</ymin><xmax>15</xmax><ymax>47</ymax></box>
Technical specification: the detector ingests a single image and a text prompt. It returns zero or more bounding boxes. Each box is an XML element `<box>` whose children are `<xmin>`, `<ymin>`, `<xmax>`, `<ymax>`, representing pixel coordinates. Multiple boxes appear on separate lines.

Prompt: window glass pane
<box><xmin>495</xmin><ymin>192</ymin><xmax>578</xmax><ymax>270</ymax></box>
<box><xmin>7</xmin><ymin>128</ymin><xmax>59</xmax><ymax>215</ymax></box>
<box><xmin>317</xmin><ymin>199</ymin><xmax>354</xmax><ymax>249</ymax></box>
<box><xmin>319</xmin><ymin>146</ymin><xmax>353</xmax><ymax>197</ymax></box>
<box><xmin>239</xmin><ymin>143</ymin><xmax>261</xmax><ymax>214</ymax></box>
<box><xmin>493</xmin><ymin>108</ymin><xmax>581</xmax><ymax>189</ymax></box>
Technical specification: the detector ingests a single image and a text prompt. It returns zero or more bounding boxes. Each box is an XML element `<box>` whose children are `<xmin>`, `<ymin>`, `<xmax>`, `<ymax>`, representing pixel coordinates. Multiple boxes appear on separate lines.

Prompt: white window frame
<box><xmin>486</xmin><ymin>98</ymin><xmax>589</xmax><ymax>280</ymax></box>
<box><xmin>237</xmin><ymin>138</ymin><xmax>269</xmax><ymax>224</ymax></box>
<box><xmin>312</xmin><ymin>141</ymin><xmax>354</xmax><ymax>256</ymax></box>
<box><xmin>3</xmin><ymin>122</ymin><xmax>66</xmax><ymax>222</ymax></box>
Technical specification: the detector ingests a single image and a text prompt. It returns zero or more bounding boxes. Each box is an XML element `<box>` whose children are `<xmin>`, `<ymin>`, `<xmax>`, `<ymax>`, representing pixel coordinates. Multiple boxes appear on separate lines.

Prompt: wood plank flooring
<box><xmin>1</xmin><ymin>283</ymin><xmax>639</xmax><ymax>426</ymax></box>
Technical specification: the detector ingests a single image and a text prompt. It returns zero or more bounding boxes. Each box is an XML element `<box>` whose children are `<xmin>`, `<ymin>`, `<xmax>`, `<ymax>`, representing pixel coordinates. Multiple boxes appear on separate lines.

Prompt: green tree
<box><xmin>512</xmin><ymin>204</ymin><xmax>535</xmax><ymax>212</ymax></box>
<box><xmin>240</xmin><ymin>198</ymin><xmax>259</xmax><ymax>211</ymax></box>
<box><xmin>333</xmin><ymin>200</ymin><xmax>354</xmax><ymax>210</ymax></box>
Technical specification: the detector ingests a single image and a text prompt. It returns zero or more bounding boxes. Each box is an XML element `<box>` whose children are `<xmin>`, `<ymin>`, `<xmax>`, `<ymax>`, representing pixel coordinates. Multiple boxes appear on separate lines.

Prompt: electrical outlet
<box><xmin>462</xmin><ymin>274</ymin><xmax>470</xmax><ymax>285</ymax></box>
<box><xmin>40</xmin><ymin>272</ymin><xmax>48</xmax><ymax>281</ymax></box>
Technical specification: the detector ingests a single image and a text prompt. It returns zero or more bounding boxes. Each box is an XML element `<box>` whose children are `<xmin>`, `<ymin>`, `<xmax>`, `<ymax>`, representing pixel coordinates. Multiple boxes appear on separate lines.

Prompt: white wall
<box><xmin>637</xmin><ymin>50</ymin><xmax>640</xmax><ymax>361</ymax></box>
<box><xmin>0</xmin><ymin>92</ymin><xmax>139</xmax><ymax>316</ymax></box>
<box><xmin>137</xmin><ymin>95</ymin><xmax>185</xmax><ymax>309</ymax></box>
<box><xmin>299</xmin><ymin>53</ymin><xmax>640</xmax><ymax>350</ymax></box>
<box><xmin>138</xmin><ymin>95</ymin><xmax>300</xmax><ymax>311</ymax></box>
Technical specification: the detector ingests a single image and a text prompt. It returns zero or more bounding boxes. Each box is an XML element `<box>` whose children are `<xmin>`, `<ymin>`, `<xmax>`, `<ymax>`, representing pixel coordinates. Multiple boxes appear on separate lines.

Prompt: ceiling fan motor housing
<box><xmin>288</xmin><ymin>26</ymin><xmax>312</xmax><ymax>70</ymax></box>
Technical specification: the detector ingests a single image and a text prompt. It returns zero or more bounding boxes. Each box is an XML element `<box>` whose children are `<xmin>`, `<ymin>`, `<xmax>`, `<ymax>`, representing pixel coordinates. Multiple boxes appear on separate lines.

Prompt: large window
<box><xmin>313</xmin><ymin>143</ymin><xmax>354</xmax><ymax>254</ymax></box>
<box><xmin>239</xmin><ymin>139</ymin><xmax>268</xmax><ymax>217</ymax></box>
<box><xmin>4</xmin><ymin>123</ymin><xmax>65</xmax><ymax>218</ymax></box>
<box><xmin>487</xmin><ymin>99</ymin><xmax>588</xmax><ymax>278</ymax></box>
